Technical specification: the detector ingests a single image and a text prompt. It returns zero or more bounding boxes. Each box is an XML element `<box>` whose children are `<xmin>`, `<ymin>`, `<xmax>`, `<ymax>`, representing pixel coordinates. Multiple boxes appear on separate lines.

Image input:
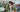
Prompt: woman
<box><xmin>9</xmin><ymin>1</ymin><xmax>16</xmax><ymax>12</ymax></box>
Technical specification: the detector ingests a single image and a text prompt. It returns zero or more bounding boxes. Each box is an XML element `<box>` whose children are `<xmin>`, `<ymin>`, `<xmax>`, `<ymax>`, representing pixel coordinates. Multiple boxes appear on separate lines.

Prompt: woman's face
<box><xmin>10</xmin><ymin>3</ymin><xmax>12</xmax><ymax>5</ymax></box>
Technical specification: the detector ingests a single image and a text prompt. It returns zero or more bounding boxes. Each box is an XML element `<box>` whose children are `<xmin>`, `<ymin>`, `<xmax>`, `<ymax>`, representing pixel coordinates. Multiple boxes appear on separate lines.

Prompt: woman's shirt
<box><xmin>9</xmin><ymin>5</ymin><xmax>13</xmax><ymax>10</ymax></box>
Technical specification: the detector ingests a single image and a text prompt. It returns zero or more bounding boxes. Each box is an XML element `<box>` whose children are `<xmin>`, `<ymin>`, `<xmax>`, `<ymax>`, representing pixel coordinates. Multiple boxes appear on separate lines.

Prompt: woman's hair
<box><xmin>9</xmin><ymin>1</ymin><xmax>13</xmax><ymax>5</ymax></box>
